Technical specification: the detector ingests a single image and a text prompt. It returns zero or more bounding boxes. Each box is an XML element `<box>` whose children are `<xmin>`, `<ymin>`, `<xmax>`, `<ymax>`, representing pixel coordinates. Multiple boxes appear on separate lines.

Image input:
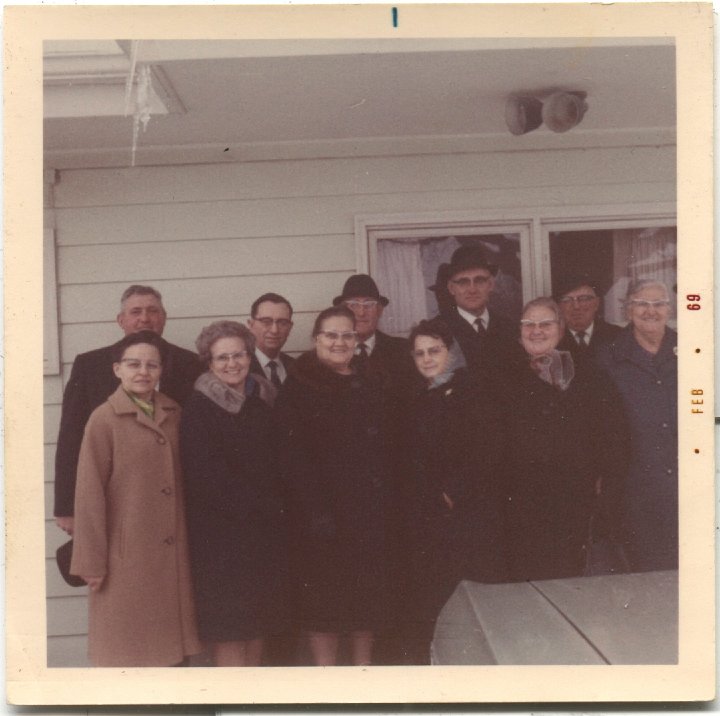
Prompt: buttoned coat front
<box><xmin>594</xmin><ymin>326</ymin><xmax>678</xmax><ymax>571</ymax></box>
<box><xmin>70</xmin><ymin>386</ymin><xmax>200</xmax><ymax>667</ymax></box>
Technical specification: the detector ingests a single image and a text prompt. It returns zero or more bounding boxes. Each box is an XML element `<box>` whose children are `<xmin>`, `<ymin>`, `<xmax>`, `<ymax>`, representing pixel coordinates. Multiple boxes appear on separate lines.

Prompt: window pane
<box><xmin>376</xmin><ymin>233</ymin><xmax>523</xmax><ymax>336</ymax></box>
<box><xmin>549</xmin><ymin>226</ymin><xmax>677</xmax><ymax>326</ymax></box>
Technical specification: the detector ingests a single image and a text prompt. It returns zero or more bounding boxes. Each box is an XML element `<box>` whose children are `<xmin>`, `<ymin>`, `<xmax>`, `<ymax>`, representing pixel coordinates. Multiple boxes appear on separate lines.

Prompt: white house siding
<box><xmin>44</xmin><ymin>143</ymin><xmax>676</xmax><ymax>666</ymax></box>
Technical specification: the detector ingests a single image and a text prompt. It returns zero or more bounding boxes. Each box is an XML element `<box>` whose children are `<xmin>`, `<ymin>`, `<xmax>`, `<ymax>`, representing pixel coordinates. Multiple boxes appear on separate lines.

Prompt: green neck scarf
<box><xmin>125</xmin><ymin>390</ymin><xmax>155</xmax><ymax>420</ymax></box>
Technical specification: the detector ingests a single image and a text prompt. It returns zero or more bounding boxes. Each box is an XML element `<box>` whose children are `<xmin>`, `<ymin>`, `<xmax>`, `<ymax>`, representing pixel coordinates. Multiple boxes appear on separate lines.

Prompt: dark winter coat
<box><xmin>496</xmin><ymin>354</ymin><xmax>630</xmax><ymax>582</ymax></box>
<box><xmin>55</xmin><ymin>338</ymin><xmax>201</xmax><ymax>517</ymax></box>
<box><xmin>594</xmin><ymin>326</ymin><xmax>678</xmax><ymax>572</ymax></box>
<box><xmin>365</xmin><ymin>330</ymin><xmax>416</xmax><ymax>390</ymax></box>
<box><xmin>406</xmin><ymin>367</ymin><xmax>509</xmax><ymax>601</ymax></box>
<box><xmin>274</xmin><ymin>351</ymin><xmax>395</xmax><ymax>632</ymax></box>
<box><xmin>179</xmin><ymin>378</ymin><xmax>287</xmax><ymax>641</ymax></box>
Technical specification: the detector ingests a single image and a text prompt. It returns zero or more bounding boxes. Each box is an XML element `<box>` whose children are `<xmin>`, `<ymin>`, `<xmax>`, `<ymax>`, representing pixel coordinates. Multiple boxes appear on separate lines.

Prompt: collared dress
<box><xmin>70</xmin><ymin>385</ymin><xmax>200</xmax><ymax>667</ymax></box>
<box><xmin>595</xmin><ymin>326</ymin><xmax>678</xmax><ymax>572</ymax></box>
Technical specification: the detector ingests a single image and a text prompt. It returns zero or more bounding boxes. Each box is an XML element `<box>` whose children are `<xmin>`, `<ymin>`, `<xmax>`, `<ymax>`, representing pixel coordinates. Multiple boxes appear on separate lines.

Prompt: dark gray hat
<box><xmin>447</xmin><ymin>245</ymin><xmax>499</xmax><ymax>278</ymax></box>
<box><xmin>333</xmin><ymin>274</ymin><xmax>389</xmax><ymax>306</ymax></box>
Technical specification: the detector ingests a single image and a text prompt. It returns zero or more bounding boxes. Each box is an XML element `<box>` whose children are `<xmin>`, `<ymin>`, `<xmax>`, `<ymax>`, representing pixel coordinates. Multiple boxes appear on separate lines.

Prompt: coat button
<box><xmin>656</xmin><ymin>380</ymin><xmax>662</xmax><ymax>385</ymax></box>
<box><xmin>164</xmin><ymin>536</ymin><xmax>175</xmax><ymax>545</ymax></box>
<box><xmin>157</xmin><ymin>437</ymin><xmax>167</xmax><ymax>445</ymax></box>
<box><xmin>367</xmin><ymin>426</ymin><xmax>379</xmax><ymax>436</ymax></box>
<box><xmin>161</xmin><ymin>487</ymin><xmax>172</xmax><ymax>495</ymax></box>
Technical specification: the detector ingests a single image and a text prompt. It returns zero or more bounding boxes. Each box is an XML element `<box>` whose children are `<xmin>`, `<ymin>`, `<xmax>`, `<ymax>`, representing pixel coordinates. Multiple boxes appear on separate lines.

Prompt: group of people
<box><xmin>55</xmin><ymin>244</ymin><xmax>678</xmax><ymax>668</ymax></box>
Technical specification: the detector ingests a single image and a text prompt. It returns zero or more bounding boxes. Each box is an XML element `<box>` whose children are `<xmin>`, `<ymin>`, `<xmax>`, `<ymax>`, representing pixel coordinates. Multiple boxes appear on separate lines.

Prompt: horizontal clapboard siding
<box><xmin>55</xmin><ymin>181</ymin><xmax>674</xmax><ymax>248</ymax></box>
<box><xmin>45</xmin><ymin>142</ymin><xmax>675</xmax><ymax>666</ymax></box>
<box><xmin>47</xmin><ymin>635</ymin><xmax>88</xmax><ymax>668</ymax></box>
<box><xmin>53</xmin><ymin>147</ymin><xmax>675</xmax><ymax>208</ymax></box>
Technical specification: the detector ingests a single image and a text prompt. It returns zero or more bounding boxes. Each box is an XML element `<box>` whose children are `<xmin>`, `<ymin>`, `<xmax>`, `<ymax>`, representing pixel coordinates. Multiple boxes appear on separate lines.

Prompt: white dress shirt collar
<box><xmin>570</xmin><ymin>322</ymin><xmax>595</xmax><ymax>343</ymax></box>
<box><xmin>255</xmin><ymin>348</ymin><xmax>287</xmax><ymax>382</ymax></box>
<box><xmin>457</xmin><ymin>306</ymin><xmax>490</xmax><ymax>331</ymax></box>
<box><xmin>355</xmin><ymin>332</ymin><xmax>376</xmax><ymax>355</ymax></box>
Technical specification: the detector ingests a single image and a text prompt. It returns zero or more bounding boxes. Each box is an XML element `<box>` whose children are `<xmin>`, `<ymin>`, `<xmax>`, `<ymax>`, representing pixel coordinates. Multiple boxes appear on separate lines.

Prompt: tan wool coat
<box><xmin>70</xmin><ymin>385</ymin><xmax>201</xmax><ymax>667</ymax></box>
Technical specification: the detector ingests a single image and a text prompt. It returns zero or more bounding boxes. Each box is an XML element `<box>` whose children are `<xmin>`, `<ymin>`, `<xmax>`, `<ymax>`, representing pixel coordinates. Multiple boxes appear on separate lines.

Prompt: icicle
<box><xmin>130</xmin><ymin>64</ymin><xmax>153</xmax><ymax>166</ymax></box>
<box><xmin>124</xmin><ymin>40</ymin><xmax>139</xmax><ymax>117</ymax></box>
<box><xmin>124</xmin><ymin>40</ymin><xmax>155</xmax><ymax>166</ymax></box>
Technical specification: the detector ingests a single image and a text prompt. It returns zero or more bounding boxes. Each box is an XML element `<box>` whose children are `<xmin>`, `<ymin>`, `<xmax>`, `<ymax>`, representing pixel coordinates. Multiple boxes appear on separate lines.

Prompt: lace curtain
<box><xmin>375</xmin><ymin>239</ymin><xmax>428</xmax><ymax>337</ymax></box>
<box><xmin>606</xmin><ymin>227</ymin><xmax>677</xmax><ymax>324</ymax></box>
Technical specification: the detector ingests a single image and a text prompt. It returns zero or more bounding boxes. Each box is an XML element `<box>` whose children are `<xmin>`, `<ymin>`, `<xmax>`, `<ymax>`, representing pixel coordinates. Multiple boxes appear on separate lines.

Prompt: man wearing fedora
<box><xmin>554</xmin><ymin>275</ymin><xmax>622</xmax><ymax>362</ymax></box>
<box><xmin>439</xmin><ymin>245</ymin><xmax>519</xmax><ymax>371</ymax></box>
<box><xmin>333</xmin><ymin>274</ymin><xmax>415</xmax><ymax>388</ymax></box>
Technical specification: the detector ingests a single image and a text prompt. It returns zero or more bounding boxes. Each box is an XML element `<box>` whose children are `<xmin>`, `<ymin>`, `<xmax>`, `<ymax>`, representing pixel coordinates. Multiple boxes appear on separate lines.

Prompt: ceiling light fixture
<box><xmin>505</xmin><ymin>91</ymin><xmax>588</xmax><ymax>135</ymax></box>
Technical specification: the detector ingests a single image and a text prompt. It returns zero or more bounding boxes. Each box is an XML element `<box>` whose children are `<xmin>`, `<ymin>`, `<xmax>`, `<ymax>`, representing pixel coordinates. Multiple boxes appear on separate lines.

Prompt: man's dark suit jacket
<box><xmin>557</xmin><ymin>319</ymin><xmax>623</xmax><ymax>361</ymax></box>
<box><xmin>54</xmin><ymin>338</ymin><xmax>202</xmax><ymax>517</ymax></box>
<box><xmin>249</xmin><ymin>351</ymin><xmax>296</xmax><ymax>384</ymax></box>
<box><xmin>439</xmin><ymin>307</ymin><xmax>522</xmax><ymax>372</ymax></box>
<box><xmin>367</xmin><ymin>330</ymin><xmax>415</xmax><ymax>386</ymax></box>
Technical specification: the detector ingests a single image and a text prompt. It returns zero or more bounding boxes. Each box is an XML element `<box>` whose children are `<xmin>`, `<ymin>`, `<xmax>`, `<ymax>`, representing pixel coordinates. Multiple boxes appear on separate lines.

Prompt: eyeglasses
<box><xmin>412</xmin><ymin>346</ymin><xmax>447</xmax><ymax>359</ymax></box>
<box><xmin>254</xmin><ymin>317</ymin><xmax>293</xmax><ymax>329</ymax></box>
<box><xmin>119</xmin><ymin>359</ymin><xmax>162</xmax><ymax>371</ymax></box>
<box><xmin>344</xmin><ymin>300</ymin><xmax>378</xmax><ymax>309</ymax></box>
<box><xmin>558</xmin><ymin>294</ymin><xmax>597</xmax><ymax>304</ymax></box>
<box><xmin>520</xmin><ymin>319</ymin><xmax>560</xmax><ymax>330</ymax></box>
<box><xmin>212</xmin><ymin>351</ymin><xmax>249</xmax><ymax>364</ymax></box>
<box><xmin>318</xmin><ymin>330</ymin><xmax>358</xmax><ymax>343</ymax></box>
<box><xmin>627</xmin><ymin>299</ymin><xmax>671</xmax><ymax>309</ymax></box>
<box><xmin>450</xmin><ymin>276</ymin><xmax>491</xmax><ymax>289</ymax></box>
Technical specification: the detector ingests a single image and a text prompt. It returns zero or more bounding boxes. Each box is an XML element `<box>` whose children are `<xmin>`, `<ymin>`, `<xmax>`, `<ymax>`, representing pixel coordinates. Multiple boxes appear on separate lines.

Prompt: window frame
<box><xmin>355</xmin><ymin>203</ymin><xmax>676</xmax><ymax>324</ymax></box>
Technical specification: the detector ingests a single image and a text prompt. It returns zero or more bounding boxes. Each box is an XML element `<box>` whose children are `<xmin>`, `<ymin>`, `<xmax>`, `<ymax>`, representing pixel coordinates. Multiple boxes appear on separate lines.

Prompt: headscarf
<box><xmin>427</xmin><ymin>341</ymin><xmax>467</xmax><ymax>390</ymax></box>
<box><xmin>529</xmin><ymin>349</ymin><xmax>575</xmax><ymax>391</ymax></box>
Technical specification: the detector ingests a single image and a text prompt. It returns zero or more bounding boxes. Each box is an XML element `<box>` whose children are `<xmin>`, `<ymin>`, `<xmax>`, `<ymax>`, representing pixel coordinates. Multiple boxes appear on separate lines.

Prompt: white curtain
<box><xmin>376</xmin><ymin>239</ymin><xmax>428</xmax><ymax>336</ymax></box>
<box><xmin>606</xmin><ymin>227</ymin><xmax>677</xmax><ymax>324</ymax></box>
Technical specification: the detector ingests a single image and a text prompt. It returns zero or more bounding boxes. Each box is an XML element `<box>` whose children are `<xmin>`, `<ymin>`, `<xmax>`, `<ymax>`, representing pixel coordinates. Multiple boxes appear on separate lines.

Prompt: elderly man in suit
<box><xmin>554</xmin><ymin>276</ymin><xmax>622</xmax><ymax>360</ymax></box>
<box><xmin>332</xmin><ymin>274</ymin><xmax>415</xmax><ymax>386</ymax></box>
<box><xmin>247</xmin><ymin>292</ymin><xmax>296</xmax><ymax>388</ymax></box>
<box><xmin>438</xmin><ymin>245</ymin><xmax>519</xmax><ymax>372</ymax></box>
<box><xmin>54</xmin><ymin>285</ymin><xmax>202</xmax><ymax>536</ymax></box>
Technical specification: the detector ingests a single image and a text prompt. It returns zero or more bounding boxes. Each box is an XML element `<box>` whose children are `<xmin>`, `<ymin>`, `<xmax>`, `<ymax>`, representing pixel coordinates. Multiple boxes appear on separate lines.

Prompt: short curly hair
<box><xmin>408</xmin><ymin>318</ymin><xmax>455</xmax><ymax>351</ymax></box>
<box><xmin>195</xmin><ymin>320</ymin><xmax>256</xmax><ymax>367</ymax></box>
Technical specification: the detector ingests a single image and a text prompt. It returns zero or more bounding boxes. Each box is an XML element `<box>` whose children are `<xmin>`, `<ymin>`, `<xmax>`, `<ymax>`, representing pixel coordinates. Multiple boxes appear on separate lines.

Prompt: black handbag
<box><xmin>56</xmin><ymin>539</ymin><xmax>86</xmax><ymax>588</ymax></box>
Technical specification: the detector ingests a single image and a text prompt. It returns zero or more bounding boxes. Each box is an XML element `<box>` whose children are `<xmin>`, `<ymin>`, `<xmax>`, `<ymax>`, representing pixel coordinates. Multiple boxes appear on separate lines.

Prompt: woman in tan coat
<box><xmin>70</xmin><ymin>330</ymin><xmax>201</xmax><ymax>667</ymax></box>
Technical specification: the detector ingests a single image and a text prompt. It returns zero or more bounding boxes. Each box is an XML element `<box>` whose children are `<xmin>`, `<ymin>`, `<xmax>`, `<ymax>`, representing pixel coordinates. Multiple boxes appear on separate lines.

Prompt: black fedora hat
<box><xmin>56</xmin><ymin>539</ymin><xmax>87</xmax><ymax>588</ymax></box>
<box><xmin>447</xmin><ymin>245</ymin><xmax>498</xmax><ymax>278</ymax></box>
<box><xmin>333</xmin><ymin>274</ymin><xmax>389</xmax><ymax>306</ymax></box>
<box><xmin>552</xmin><ymin>273</ymin><xmax>600</xmax><ymax>301</ymax></box>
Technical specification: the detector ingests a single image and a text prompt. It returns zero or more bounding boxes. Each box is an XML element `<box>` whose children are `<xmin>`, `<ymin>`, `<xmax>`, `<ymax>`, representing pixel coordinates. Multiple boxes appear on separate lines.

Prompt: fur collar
<box><xmin>194</xmin><ymin>370</ymin><xmax>277</xmax><ymax>413</ymax></box>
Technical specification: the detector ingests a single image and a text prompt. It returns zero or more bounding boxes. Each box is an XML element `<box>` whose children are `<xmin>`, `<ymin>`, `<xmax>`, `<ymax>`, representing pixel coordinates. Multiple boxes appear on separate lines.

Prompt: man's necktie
<box><xmin>354</xmin><ymin>343</ymin><xmax>369</xmax><ymax>369</ymax></box>
<box><xmin>267</xmin><ymin>360</ymin><xmax>282</xmax><ymax>389</ymax></box>
<box><xmin>474</xmin><ymin>317</ymin><xmax>486</xmax><ymax>335</ymax></box>
<box><xmin>575</xmin><ymin>331</ymin><xmax>588</xmax><ymax>353</ymax></box>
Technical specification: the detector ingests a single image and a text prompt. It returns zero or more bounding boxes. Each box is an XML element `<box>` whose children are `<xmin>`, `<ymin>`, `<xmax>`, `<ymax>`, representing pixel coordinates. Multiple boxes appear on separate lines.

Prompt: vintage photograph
<box><xmin>4</xmin><ymin>2</ymin><xmax>714</xmax><ymax>706</ymax></box>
